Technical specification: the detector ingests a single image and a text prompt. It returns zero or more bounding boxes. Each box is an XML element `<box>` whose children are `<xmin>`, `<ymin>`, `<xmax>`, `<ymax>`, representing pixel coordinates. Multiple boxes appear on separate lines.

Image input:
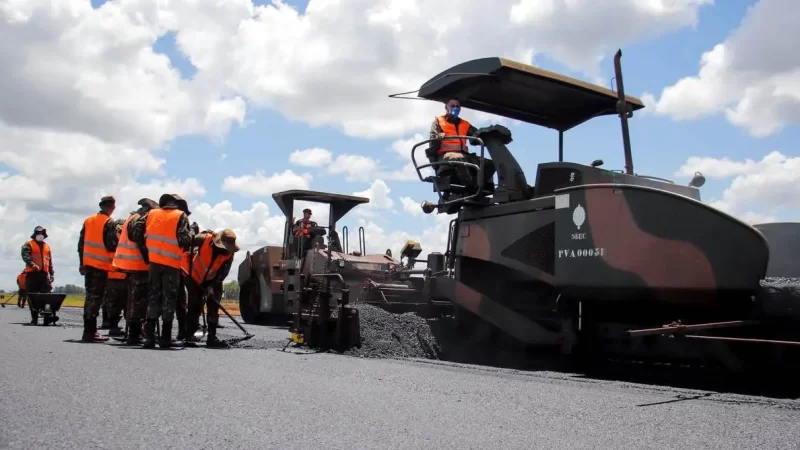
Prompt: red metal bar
<box><xmin>627</xmin><ymin>320</ymin><xmax>756</xmax><ymax>337</ymax></box>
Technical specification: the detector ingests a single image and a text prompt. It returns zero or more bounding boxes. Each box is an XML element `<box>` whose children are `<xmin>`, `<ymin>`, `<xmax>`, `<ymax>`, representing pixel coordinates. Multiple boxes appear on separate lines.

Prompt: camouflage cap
<box><xmin>99</xmin><ymin>195</ymin><xmax>116</xmax><ymax>207</ymax></box>
<box><xmin>137</xmin><ymin>198</ymin><xmax>158</xmax><ymax>209</ymax></box>
<box><xmin>212</xmin><ymin>229</ymin><xmax>239</xmax><ymax>253</ymax></box>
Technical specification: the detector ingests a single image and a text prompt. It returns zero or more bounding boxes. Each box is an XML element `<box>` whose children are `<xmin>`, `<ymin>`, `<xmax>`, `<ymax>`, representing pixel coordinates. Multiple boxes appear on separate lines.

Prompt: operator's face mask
<box><xmin>34</xmin><ymin>234</ymin><xmax>44</xmax><ymax>242</ymax></box>
<box><xmin>448</xmin><ymin>105</ymin><xmax>460</xmax><ymax>117</ymax></box>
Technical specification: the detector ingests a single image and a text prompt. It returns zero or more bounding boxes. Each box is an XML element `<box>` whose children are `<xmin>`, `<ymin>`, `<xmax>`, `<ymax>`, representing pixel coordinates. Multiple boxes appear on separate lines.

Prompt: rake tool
<box><xmin>206</xmin><ymin>293</ymin><xmax>254</xmax><ymax>346</ymax></box>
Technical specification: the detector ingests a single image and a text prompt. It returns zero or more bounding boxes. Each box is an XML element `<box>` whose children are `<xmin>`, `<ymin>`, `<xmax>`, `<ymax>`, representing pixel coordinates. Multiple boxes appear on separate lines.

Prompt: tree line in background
<box><xmin>3</xmin><ymin>281</ymin><xmax>241</xmax><ymax>300</ymax></box>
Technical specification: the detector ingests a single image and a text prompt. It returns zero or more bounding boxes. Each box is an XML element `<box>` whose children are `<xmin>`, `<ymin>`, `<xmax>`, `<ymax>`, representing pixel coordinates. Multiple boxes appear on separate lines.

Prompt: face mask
<box><xmin>34</xmin><ymin>235</ymin><xmax>44</xmax><ymax>242</ymax></box>
<box><xmin>449</xmin><ymin>106</ymin><xmax>460</xmax><ymax>117</ymax></box>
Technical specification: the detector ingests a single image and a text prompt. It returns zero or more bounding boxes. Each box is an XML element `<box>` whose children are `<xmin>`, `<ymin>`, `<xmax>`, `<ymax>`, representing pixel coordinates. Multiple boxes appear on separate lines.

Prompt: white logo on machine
<box><xmin>569</xmin><ymin>172</ymin><xmax>575</xmax><ymax>182</ymax></box>
<box><xmin>572</xmin><ymin>204</ymin><xmax>585</xmax><ymax>229</ymax></box>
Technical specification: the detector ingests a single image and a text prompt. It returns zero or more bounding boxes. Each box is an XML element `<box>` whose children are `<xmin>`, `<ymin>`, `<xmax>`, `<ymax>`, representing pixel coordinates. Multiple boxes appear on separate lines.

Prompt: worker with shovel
<box><xmin>180</xmin><ymin>229</ymin><xmax>239</xmax><ymax>348</ymax></box>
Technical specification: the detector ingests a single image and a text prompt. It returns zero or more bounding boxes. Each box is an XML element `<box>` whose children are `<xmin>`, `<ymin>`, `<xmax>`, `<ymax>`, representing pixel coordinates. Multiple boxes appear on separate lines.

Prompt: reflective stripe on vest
<box><xmin>82</xmin><ymin>213</ymin><xmax>114</xmax><ymax>271</ymax></box>
<box><xmin>181</xmin><ymin>235</ymin><xmax>233</xmax><ymax>285</ymax></box>
<box><xmin>145</xmin><ymin>208</ymin><xmax>184</xmax><ymax>269</ymax></box>
<box><xmin>436</xmin><ymin>115</ymin><xmax>471</xmax><ymax>154</ymax></box>
<box><xmin>112</xmin><ymin>213</ymin><xmax>149</xmax><ymax>272</ymax></box>
<box><xmin>24</xmin><ymin>240</ymin><xmax>51</xmax><ymax>273</ymax></box>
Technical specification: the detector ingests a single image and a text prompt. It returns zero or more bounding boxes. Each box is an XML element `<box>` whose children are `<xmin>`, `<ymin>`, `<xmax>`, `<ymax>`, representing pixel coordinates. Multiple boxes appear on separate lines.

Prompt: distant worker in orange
<box><xmin>21</xmin><ymin>226</ymin><xmax>55</xmax><ymax>324</ymax></box>
<box><xmin>78</xmin><ymin>196</ymin><xmax>119</xmax><ymax>342</ymax></box>
<box><xmin>292</xmin><ymin>208</ymin><xmax>318</xmax><ymax>255</ymax></box>
<box><xmin>16</xmin><ymin>271</ymin><xmax>27</xmax><ymax>308</ymax></box>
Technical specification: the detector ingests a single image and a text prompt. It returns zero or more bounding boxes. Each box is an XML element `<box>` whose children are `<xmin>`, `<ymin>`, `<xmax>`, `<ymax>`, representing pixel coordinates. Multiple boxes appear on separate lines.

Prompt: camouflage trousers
<box><xmin>439</xmin><ymin>152</ymin><xmax>496</xmax><ymax>191</ymax></box>
<box><xmin>145</xmin><ymin>263</ymin><xmax>181</xmax><ymax>322</ymax></box>
<box><xmin>126</xmin><ymin>271</ymin><xmax>149</xmax><ymax>322</ymax></box>
<box><xmin>83</xmin><ymin>267</ymin><xmax>108</xmax><ymax>321</ymax></box>
<box><xmin>183</xmin><ymin>278</ymin><xmax>223</xmax><ymax>334</ymax></box>
<box><xmin>104</xmin><ymin>279</ymin><xmax>127</xmax><ymax>321</ymax></box>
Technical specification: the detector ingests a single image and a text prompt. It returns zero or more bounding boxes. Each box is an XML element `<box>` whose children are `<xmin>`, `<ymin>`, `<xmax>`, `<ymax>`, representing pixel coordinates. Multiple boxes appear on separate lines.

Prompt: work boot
<box><xmin>124</xmin><ymin>320</ymin><xmax>142</xmax><ymax>345</ymax></box>
<box><xmin>81</xmin><ymin>319</ymin><xmax>109</xmax><ymax>342</ymax></box>
<box><xmin>158</xmin><ymin>320</ymin><xmax>173</xmax><ymax>349</ymax></box>
<box><xmin>142</xmin><ymin>319</ymin><xmax>157</xmax><ymax>349</ymax></box>
<box><xmin>205</xmin><ymin>326</ymin><xmax>229</xmax><ymax>349</ymax></box>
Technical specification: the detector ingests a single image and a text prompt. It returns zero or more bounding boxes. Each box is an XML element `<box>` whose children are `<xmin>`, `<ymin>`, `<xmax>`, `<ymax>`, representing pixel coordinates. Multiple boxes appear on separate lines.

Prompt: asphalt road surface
<box><xmin>1</xmin><ymin>306</ymin><xmax>799</xmax><ymax>450</ymax></box>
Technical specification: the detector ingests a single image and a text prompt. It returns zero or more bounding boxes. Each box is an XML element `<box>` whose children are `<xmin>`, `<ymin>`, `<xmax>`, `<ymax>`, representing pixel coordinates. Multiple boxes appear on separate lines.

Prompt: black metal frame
<box><xmin>411</xmin><ymin>135</ymin><xmax>488</xmax><ymax>206</ymax></box>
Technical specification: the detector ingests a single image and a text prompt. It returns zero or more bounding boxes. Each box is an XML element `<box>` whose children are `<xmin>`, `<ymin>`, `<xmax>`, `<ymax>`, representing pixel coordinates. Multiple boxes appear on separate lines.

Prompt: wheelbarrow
<box><xmin>27</xmin><ymin>293</ymin><xmax>67</xmax><ymax>326</ymax></box>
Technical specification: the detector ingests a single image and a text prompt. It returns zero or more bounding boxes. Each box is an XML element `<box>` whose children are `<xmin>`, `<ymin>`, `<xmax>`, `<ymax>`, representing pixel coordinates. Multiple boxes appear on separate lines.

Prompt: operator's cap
<box><xmin>99</xmin><ymin>195</ymin><xmax>116</xmax><ymax>207</ymax></box>
<box><xmin>212</xmin><ymin>229</ymin><xmax>239</xmax><ymax>253</ymax></box>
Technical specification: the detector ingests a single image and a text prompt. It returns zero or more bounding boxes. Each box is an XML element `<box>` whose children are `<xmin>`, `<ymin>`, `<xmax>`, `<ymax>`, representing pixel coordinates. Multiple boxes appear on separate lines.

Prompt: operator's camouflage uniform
<box><xmin>427</xmin><ymin>116</ymin><xmax>496</xmax><ymax>195</ymax></box>
<box><xmin>77</xmin><ymin>212</ymin><xmax>119</xmax><ymax>326</ymax></box>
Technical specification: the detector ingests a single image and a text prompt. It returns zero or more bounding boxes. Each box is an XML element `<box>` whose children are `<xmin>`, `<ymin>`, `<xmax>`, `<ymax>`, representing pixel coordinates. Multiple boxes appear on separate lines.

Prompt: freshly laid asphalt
<box><xmin>1</xmin><ymin>306</ymin><xmax>799</xmax><ymax>450</ymax></box>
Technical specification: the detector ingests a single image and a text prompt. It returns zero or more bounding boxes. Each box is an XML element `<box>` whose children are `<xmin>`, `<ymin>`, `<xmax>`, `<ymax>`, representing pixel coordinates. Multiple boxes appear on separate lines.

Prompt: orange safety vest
<box><xmin>82</xmin><ymin>213</ymin><xmax>115</xmax><ymax>271</ymax></box>
<box><xmin>181</xmin><ymin>234</ymin><xmax>233</xmax><ymax>285</ymax></box>
<box><xmin>145</xmin><ymin>208</ymin><xmax>184</xmax><ymax>269</ymax></box>
<box><xmin>112</xmin><ymin>214</ymin><xmax>149</xmax><ymax>272</ymax></box>
<box><xmin>24</xmin><ymin>240</ymin><xmax>51</xmax><ymax>273</ymax></box>
<box><xmin>108</xmin><ymin>268</ymin><xmax>127</xmax><ymax>280</ymax></box>
<box><xmin>436</xmin><ymin>115</ymin><xmax>471</xmax><ymax>154</ymax></box>
<box><xmin>294</xmin><ymin>221</ymin><xmax>312</xmax><ymax>237</ymax></box>
<box><xmin>17</xmin><ymin>272</ymin><xmax>26</xmax><ymax>289</ymax></box>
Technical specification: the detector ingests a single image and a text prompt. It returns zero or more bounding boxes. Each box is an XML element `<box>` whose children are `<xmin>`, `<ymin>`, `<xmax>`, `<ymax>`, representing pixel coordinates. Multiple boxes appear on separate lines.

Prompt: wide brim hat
<box><xmin>212</xmin><ymin>229</ymin><xmax>240</xmax><ymax>253</ymax></box>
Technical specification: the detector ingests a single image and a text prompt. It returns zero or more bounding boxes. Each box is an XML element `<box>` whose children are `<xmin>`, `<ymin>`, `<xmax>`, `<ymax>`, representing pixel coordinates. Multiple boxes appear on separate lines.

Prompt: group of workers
<box><xmin>19</xmin><ymin>194</ymin><xmax>241</xmax><ymax>349</ymax></box>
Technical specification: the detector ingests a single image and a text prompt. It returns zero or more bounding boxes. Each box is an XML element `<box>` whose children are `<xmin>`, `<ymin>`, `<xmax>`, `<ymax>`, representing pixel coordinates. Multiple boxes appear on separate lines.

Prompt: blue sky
<box><xmin>124</xmin><ymin>0</ymin><xmax>795</xmax><ymax>235</ymax></box>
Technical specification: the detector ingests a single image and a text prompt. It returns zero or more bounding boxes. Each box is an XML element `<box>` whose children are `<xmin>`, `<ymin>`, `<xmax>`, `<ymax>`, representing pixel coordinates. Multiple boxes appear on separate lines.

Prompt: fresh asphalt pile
<box><xmin>343</xmin><ymin>304</ymin><xmax>442</xmax><ymax>359</ymax></box>
<box><xmin>758</xmin><ymin>277</ymin><xmax>800</xmax><ymax>319</ymax></box>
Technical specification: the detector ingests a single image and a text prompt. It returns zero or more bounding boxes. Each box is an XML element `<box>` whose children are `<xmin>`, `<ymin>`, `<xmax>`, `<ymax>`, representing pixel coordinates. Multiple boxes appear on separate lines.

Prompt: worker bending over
<box><xmin>78</xmin><ymin>196</ymin><xmax>119</xmax><ymax>342</ymax></box>
<box><xmin>21</xmin><ymin>226</ymin><xmax>54</xmax><ymax>324</ymax></box>
<box><xmin>130</xmin><ymin>194</ymin><xmax>193</xmax><ymax>349</ymax></box>
<box><xmin>181</xmin><ymin>228</ymin><xmax>239</xmax><ymax>348</ymax></box>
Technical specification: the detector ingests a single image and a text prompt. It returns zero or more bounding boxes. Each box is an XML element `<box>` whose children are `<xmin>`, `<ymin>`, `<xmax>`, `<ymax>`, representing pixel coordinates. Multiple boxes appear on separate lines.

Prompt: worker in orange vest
<box><xmin>130</xmin><ymin>193</ymin><xmax>193</xmax><ymax>349</ymax></box>
<box><xmin>16</xmin><ymin>271</ymin><xmax>27</xmax><ymax>308</ymax></box>
<box><xmin>180</xmin><ymin>228</ymin><xmax>239</xmax><ymax>348</ymax></box>
<box><xmin>112</xmin><ymin>198</ymin><xmax>159</xmax><ymax>345</ymax></box>
<box><xmin>78</xmin><ymin>196</ymin><xmax>119</xmax><ymax>342</ymax></box>
<box><xmin>100</xmin><ymin>218</ymin><xmax>128</xmax><ymax>337</ymax></box>
<box><xmin>20</xmin><ymin>226</ymin><xmax>55</xmax><ymax>324</ymax></box>
<box><xmin>422</xmin><ymin>97</ymin><xmax>497</xmax><ymax>212</ymax></box>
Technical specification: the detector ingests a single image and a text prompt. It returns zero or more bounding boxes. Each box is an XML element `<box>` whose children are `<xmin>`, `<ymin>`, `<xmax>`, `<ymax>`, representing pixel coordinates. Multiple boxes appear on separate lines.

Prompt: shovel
<box><xmin>0</xmin><ymin>292</ymin><xmax>17</xmax><ymax>308</ymax></box>
<box><xmin>206</xmin><ymin>293</ymin><xmax>254</xmax><ymax>345</ymax></box>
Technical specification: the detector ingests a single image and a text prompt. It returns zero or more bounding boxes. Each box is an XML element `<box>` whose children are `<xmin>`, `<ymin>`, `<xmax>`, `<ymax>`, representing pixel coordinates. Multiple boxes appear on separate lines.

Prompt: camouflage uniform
<box><xmin>130</xmin><ymin>194</ymin><xmax>193</xmax><ymax>348</ymax></box>
<box><xmin>77</xmin><ymin>198</ymin><xmax>119</xmax><ymax>342</ymax></box>
<box><xmin>182</xmin><ymin>229</ymin><xmax>237</xmax><ymax>348</ymax></box>
<box><xmin>21</xmin><ymin>227</ymin><xmax>55</xmax><ymax>324</ymax></box>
